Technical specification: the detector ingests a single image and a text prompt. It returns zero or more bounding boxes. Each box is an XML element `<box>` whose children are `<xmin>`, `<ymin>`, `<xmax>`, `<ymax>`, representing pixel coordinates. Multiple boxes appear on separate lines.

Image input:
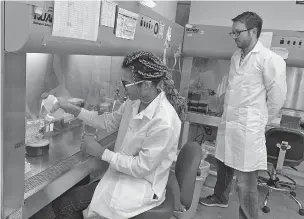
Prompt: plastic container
<box><xmin>25</xmin><ymin>118</ymin><xmax>50</xmax><ymax>157</ymax></box>
<box><xmin>40</xmin><ymin>95</ymin><xmax>64</xmax><ymax>121</ymax></box>
<box><xmin>41</xmin><ymin>95</ymin><xmax>58</xmax><ymax>112</ymax></box>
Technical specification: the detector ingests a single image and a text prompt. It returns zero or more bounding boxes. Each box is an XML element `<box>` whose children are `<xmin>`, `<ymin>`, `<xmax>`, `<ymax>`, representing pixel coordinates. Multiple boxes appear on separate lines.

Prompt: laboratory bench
<box><xmin>22</xmin><ymin>121</ymin><xmax>117</xmax><ymax>219</ymax></box>
<box><xmin>184</xmin><ymin>111</ymin><xmax>304</xmax><ymax>192</ymax></box>
<box><xmin>185</xmin><ymin>111</ymin><xmax>304</xmax><ymax>160</ymax></box>
<box><xmin>185</xmin><ymin>111</ymin><xmax>304</xmax><ymax>135</ymax></box>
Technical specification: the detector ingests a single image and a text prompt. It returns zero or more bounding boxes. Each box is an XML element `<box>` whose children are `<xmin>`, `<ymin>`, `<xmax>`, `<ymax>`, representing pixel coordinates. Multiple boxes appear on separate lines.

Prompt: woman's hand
<box><xmin>41</xmin><ymin>92</ymin><xmax>51</xmax><ymax>99</ymax></box>
<box><xmin>41</xmin><ymin>89</ymin><xmax>56</xmax><ymax>99</ymax></box>
<box><xmin>81</xmin><ymin>135</ymin><xmax>106</xmax><ymax>158</ymax></box>
<box><xmin>41</xmin><ymin>93</ymin><xmax>82</xmax><ymax>117</ymax></box>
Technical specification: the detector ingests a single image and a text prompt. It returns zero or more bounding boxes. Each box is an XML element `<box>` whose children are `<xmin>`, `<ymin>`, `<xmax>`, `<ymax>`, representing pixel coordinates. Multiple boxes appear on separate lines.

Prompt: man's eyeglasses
<box><xmin>229</xmin><ymin>28</ymin><xmax>253</xmax><ymax>38</ymax></box>
<box><xmin>121</xmin><ymin>79</ymin><xmax>144</xmax><ymax>89</ymax></box>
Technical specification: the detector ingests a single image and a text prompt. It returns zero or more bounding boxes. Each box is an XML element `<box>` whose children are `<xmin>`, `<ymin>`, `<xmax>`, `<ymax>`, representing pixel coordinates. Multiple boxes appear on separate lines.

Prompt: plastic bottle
<box><xmin>41</xmin><ymin>95</ymin><xmax>58</xmax><ymax>113</ymax></box>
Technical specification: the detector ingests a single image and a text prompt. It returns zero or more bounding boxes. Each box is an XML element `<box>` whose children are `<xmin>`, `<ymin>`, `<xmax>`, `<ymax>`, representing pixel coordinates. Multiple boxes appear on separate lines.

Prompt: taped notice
<box><xmin>100</xmin><ymin>0</ymin><xmax>117</xmax><ymax>28</ymax></box>
<box><xmin>52</xmin><ymin>1</ymin><xmax>101</xmax><ymax>41</ymax></box>
<box><xmin>32</xmin><ymin>6</ymin><xmax>53</xmax><ymax>27</ymax></box>
<box><xmin>115</xmin><ymin>8</ymin><xmax>138</xmax><ymax>40</ymax></box>
<box><xmin>271</xmin><ymin>47</ymin><xmax>289</xmax><ymax>59</ymax></box>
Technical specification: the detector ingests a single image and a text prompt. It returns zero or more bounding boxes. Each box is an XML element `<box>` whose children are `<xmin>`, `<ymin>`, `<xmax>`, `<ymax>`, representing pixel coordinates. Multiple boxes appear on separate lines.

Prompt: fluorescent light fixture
<box><xmin>140</xmin><ymin>0</ymin><xmax>156</xmax><ymax>8</ymax></box>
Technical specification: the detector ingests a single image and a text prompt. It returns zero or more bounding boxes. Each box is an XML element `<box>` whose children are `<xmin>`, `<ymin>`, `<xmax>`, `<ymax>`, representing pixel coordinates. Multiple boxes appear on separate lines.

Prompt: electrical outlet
<box><xmin>139</xmin><ymin>15</ymin><xmax>160</xmax><ymax>36</ymax></box>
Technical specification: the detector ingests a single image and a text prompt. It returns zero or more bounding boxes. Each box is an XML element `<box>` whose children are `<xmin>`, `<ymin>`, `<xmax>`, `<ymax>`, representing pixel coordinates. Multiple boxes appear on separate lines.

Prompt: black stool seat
<box><xmin>131</xmin><ymin>187</ymin><xmax>174</xmax><ymax>219</ymax></box>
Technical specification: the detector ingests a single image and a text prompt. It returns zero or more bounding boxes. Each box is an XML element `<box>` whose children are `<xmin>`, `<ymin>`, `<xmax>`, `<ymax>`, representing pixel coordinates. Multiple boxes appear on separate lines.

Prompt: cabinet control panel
<box><xmin>274</xmin><ymin>36</ymin><xmax>304</xmax><ymax>50</ymax></box>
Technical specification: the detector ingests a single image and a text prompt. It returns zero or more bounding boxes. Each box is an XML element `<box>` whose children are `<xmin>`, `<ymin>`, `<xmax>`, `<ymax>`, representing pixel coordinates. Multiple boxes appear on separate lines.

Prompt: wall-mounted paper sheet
<box><xmin>100</xmin><ymin>0</ymin><xmax>117</xmax><ymax>28</ymax></box>
<box><xmin>52</xmin><ymin>1</ymin><xmax>101</xmax><ymax>41</ymax></box>
<box><xmin>115</xmin><ymin>8</ymin><xmax>138</xmax><ymax>40</ymax></box>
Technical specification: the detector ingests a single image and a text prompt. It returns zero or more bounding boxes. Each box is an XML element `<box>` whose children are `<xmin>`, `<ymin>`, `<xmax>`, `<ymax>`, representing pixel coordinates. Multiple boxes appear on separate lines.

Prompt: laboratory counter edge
<box><xmin>21</xmin><ymin>125</ymin><xmax>117</xmax><ymax>219</ymax></box>
<box><xmin>186</xmin><ymin>111</ymin><xmax>304</xmax><ymax>134</ymax></box>
<box><xmin>185</xmin><ymin>112</ymin><xmax>304</xmax><ymax>185</ymax></box>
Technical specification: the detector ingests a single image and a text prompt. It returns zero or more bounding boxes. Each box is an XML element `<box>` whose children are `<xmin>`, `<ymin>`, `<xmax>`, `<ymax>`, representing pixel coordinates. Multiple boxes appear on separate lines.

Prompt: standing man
<box><xmin>199</xmin><ymin>11</ymin><xmax>287</xmax><ymax>219</ymax></box>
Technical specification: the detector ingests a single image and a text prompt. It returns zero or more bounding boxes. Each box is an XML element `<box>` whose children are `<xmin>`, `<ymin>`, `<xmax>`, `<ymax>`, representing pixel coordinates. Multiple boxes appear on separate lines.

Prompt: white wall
<box><xmin>153</xmin><ymin>0</ymin><xmax>177</xmax><ymax>21</ymax></box>
<box><xmin>189</xmin><ymin>1</ymin><xmax>304</xmax><ymax>31</ymax></box>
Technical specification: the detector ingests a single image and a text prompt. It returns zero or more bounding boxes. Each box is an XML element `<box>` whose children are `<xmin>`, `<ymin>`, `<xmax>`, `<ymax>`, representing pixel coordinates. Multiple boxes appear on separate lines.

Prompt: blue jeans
<box><xmin>214</xmin><ymin>159</ymin><xmax>259</xmax><ymax>219</ymax></box>
<box><xmin>52</xmin><ymin>176</ymin><xmax>100</xmax><ymax>219</ymax></box>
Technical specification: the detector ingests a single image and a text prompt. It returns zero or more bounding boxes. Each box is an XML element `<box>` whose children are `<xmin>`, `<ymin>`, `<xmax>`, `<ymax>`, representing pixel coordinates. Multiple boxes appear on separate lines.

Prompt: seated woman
<box><xmin>47</xmin><ymin>51</ymin><xmax>187</xmax><ymax>219</ymax></box>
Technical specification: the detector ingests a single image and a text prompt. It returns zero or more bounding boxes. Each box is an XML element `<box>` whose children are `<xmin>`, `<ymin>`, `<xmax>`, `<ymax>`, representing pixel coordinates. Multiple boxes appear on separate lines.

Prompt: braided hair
<box><xmin>122</xmin><ymin>51</ymin><xmax>187</xmax><ymax>120</ymax></box>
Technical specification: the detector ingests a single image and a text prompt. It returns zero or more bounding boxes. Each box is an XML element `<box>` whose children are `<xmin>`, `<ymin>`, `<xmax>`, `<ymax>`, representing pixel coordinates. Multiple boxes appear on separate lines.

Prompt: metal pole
<box><xmin>0</xmin><ymin>1</ymin><xmax>4</xmax><ymax>218</ymax></box>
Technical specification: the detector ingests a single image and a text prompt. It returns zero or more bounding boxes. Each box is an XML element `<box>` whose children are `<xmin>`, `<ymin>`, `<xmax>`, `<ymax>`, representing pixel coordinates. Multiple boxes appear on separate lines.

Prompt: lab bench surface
<box><xmin>22</xmin><ymin>126</ymin><xmax>117</xmax><ymax>219</ymax></box>
<box><xmin>25</xmin><ymin>127</ymin><xmax>82</xmax><ymax>180</ymax></box>
<box><xmin>186</xmin><ymin>112</ymin><xmax>304</xmax><ymax>133</ymax></box>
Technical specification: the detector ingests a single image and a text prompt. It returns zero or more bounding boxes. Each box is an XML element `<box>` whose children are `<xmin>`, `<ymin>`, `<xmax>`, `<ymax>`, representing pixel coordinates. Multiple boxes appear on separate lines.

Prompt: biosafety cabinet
<box><xmin>0</xmin><ymin>1</ymin><xmax>184</xmax><ymax>218</ymax></box>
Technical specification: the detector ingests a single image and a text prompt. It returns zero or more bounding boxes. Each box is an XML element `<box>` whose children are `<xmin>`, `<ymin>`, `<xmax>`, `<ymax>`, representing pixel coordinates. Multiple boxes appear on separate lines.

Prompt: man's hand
<box><xmin>81</xmin><ymin>135</ymin><xmax>106</xmax><ymax>158</ymax></box>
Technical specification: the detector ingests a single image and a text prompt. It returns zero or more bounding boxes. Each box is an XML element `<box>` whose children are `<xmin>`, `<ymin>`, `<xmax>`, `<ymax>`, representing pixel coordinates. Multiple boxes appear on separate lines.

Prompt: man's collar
<box><xmin>252</xmin><ymin>40</ymin><xmax>263</xmax><ymax>53</ymax></box>
<box><xmin>238</xmin><ymin>40</ymin><xmax>262</xmax><ymax>59</ymax></box>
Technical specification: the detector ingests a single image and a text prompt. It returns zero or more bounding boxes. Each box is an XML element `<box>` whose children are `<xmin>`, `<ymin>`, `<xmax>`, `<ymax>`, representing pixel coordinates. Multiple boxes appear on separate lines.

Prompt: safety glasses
<box><xmin>229</xmin><ymin>28</ymin><xmax>253</xmax><ymax>38</ymax></box>
<box><xmin>121</xmin><ymin>78</ymin><xmax>144</xmax><ymax>89</ymax></box>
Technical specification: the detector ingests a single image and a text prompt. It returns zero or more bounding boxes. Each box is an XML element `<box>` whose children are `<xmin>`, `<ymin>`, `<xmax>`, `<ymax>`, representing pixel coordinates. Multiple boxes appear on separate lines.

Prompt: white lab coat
<box><xmin>215</xmin><ymin>41</ymin><xmax>287</xmax><ymax>172</ymax></box>
<box><xmin>78</xmin><ymin>91</ymin><xmax>181</xmax><ymax>219</ymax></box>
